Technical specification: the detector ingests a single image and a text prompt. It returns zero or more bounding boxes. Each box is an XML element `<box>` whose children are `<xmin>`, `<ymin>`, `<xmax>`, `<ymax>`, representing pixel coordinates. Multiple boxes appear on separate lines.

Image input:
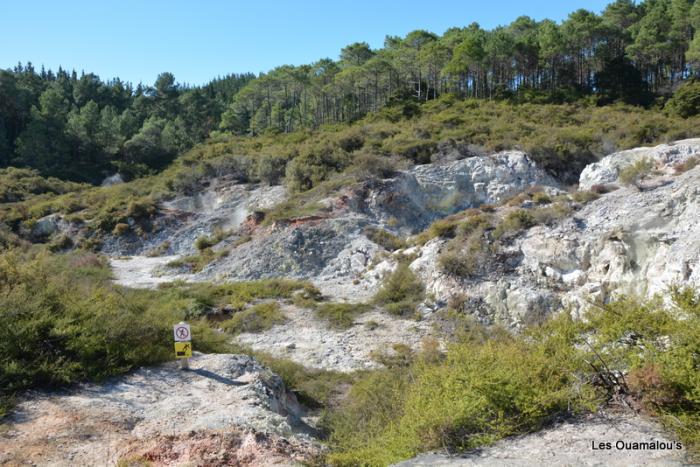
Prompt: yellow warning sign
<box><xmin>174</xmin><ymin>342</ymin><xmax>192</xmax><ymax>359</ymax></box>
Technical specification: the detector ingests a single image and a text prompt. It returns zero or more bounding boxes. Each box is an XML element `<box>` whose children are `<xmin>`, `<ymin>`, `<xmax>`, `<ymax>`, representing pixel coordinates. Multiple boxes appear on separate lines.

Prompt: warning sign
<box><xmin>174</xmin><ymin>342</ymin><xmax>192</xmax><ymax>358</ymax></box>
<box><xmin>173</xmin><ymin>322</ymin><xmax>191</xmax><ymax>342</ymax></box>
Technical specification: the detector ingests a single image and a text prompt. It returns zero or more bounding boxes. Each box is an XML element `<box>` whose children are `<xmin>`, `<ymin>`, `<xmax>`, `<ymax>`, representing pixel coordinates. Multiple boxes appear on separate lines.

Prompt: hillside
<box><xmin>2</xmin><ymin>0</ymin><xmax>700</xmax><ymax>465</ymax></box>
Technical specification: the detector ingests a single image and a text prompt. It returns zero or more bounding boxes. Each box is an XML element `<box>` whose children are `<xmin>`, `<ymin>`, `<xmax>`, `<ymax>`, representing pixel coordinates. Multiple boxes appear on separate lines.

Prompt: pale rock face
<box><xmin>404</xmin><ymin>151</ymin><xmax>700</xmax><ymax>327</ymax></box>
<box><xmin>367</xmin><ymin>151</ymin><xmax>559</xmax><ymax>232</ymax></box>
<box><xmin>519</xmin><ymin>165</ymin><xmax>700</xmax><ymax>313</ymax></box>
<box><xmin>579</xmin><ymin>138</ymin><xmax>700</xmax><ymax>189</ymax></box>
<box><xmin>100</xmin><ymin>173</ymin><xmax>124</xmax><ymax>186</ymax></box>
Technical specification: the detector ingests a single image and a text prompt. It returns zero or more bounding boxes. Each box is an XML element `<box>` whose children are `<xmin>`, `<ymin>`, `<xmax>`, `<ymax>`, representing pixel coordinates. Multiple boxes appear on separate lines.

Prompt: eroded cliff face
<box><xmin>106</xmin><ymin>140</ymin><xmax>700</xmax><ymax>328</ymax></box>
<box><xmin>406</xmin><ymin>140</ymin><xmax>700</xmax><ymax>326</ymax></box>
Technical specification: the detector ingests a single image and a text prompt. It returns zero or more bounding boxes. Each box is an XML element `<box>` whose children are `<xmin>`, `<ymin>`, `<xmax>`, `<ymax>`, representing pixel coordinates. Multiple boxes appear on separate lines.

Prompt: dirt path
<box><xmin>110</xmin><ymin>255</ymin><xmax>195</xmax><ymax>289</ymax></box>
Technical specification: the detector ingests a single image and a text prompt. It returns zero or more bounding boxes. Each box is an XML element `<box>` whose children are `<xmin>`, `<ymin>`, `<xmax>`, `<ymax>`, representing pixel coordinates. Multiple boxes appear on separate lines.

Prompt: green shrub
<box><xmin>0</xmin><ymin>167</ymin><xmax>87</xmax><ymax>203</ymax></box>
<box><xmin>125</xmin><ymin>198</ymin><xmax>157</xmax><ymax>220</ymax></box>
<box><xmin>221</xmin><ymin>302</ymin><xmax>286</xmax><ymax>335</ymax></box>
<box><xmin>531</xmin><ymin>192</ymin><xmax>551</xmax><ymax>205</ymax></box>
<box><xmin>347</xmin><ymin>152</ymin><xmax>398</xmax><ymax>180</ymax></box>
<box><xmin>438</xmin><ymin>227</ymin><xmax>492</xmax><ymax>278</ymax></box>
<box><xmin>427</xmin><ymin>219</ymin><xmax>459</xmax><ymax>239</ymax></box>
<box><xmin>285</xmin><ymin>144</ymin><xmax>351</xmax><ymax>192</ymax></box>
<box><xmin>253</xmin><ymin>352</ymin><xmax>355</xmax><ymax>408</ymax></box>
<box><xmin>666</xmin><ymin>81</ymin><xmax>700</xmax><ymax>118</ymax></box>
<box><xmin>364</xmin><ymin>227</ymin><xmax>406</xmax><ymax>251</ymax></box>
<box><xmin>256</xmin><ymin>154</ymin><xmax>288</xmax><ymax>185</ymax></box>
<box><xmin>316</xmin><ymin>303</ymin><xmax>371</xmax><ymax>329</ymax></box>
<box><xmin>493</xmin><ymin>209</ymin><xmax>536</xmax><ymax>239</ymax></box>
<box><xmin>531</xmin><ymin>202</ymin><xmax>572</xmax><ymax>225</ymax></box>
<box><xmin>618</xmin><ymin>157</ymin><xmax>654</xmax><ymax>186</ymax></box>
<box><xmin>374</xmin><ymin>262</ymin><xmax>425</xmax><ymax>316</ymax></box>
<box><xmin>572</xmin><ymin>190</ymin><xmax>601</xmax><ymax>203</ymax></box>
<box><xmin>194</xmin><ymin>227</ymin><xmax>229</xmax><ymax>251</ymax></box>
<box><xmin>0</xmin><ymin>249</ymin><xmax>229</xmax><ymax>416</ymax></box>
<box><xmin>326</xmin><ymin>313</ymin><xmax>598</xmax><ymax>465</ymax></box>
<box><xmin>112</xmin><ymin>223</ymin><xmax>130</xmax><ymax>236</ymax></box>
<box><xmin>166</xmin><ymin>248</ymin><xmax>227</xmax><ymax>273</ymax></box>
<box><xmin>48</xmin><ymin>234</ymin><xmax>73</xmax><ymax>252</ymax></box>
<box><xmin>145</xmin><ymin>240</ymin><xmax>171</xmax><ymax>257</ymax></box>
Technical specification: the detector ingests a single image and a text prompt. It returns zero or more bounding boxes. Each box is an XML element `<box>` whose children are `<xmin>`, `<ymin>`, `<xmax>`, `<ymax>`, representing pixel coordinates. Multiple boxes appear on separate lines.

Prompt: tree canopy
<box><xmin>2</xmin><ymin>0</ymin><xmax>700</xmax><ymax>182</ymax></box>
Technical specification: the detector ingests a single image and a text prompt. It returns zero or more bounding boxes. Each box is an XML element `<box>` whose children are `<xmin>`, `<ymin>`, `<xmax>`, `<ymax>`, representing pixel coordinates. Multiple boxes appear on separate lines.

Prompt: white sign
<box><xmin>173</xmin><ymin>322</ymin><xmax>191</xmax><ymax>342</ymax></box>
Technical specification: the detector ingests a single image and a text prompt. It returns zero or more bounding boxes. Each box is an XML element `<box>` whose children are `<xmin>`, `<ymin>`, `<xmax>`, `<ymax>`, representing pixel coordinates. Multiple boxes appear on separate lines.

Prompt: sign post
<box><xmin>173</xmin><ymin>321</ymin><xmax>192</xmax><ymax>370</ymax></box>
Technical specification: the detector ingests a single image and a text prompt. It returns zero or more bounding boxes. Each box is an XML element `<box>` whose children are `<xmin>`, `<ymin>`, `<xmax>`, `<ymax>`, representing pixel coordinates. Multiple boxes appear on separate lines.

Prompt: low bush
<box><xmin>438</xmin><ymin>228</ymin><xmax>492</xmax><ymax>278</ymax></box>
<box><xmin>166</xmin><ymin>248</ymin><xmax>226</xmax><ymax>272</ymax></box>
<box><xmin>373</xmin><ymin>262</ymin><xmax>425</xmax><ymax>316</ymax></box>
<box><xmin>364</xmin><ymin>227</ymin><xmax>406</xmax><ymax>251</ymax></box>
<box><xmin>618</xmin><ymin>157</ymin><xmax>654</xmax><ymax>187</ymax></box>
<box><xmin>256</xmin><ymin>154</ymin><xmax>288</xmax><ymax>185</ymax></box>
<box><xmin>285</xmin><ymin>144</ymin><xmax>351</xmax><ymax>192</ymax></box>
<box><xmin>194</xmin><ymin>227</ymin><xmax>229</xmax><ymax>251</ymax></box>
<box><xmin>571</xmin><ymin>190</ymin><xmax>601</xmax><ymax>203</ymax></box>
<box><xmin>316</xmin><ymin>303</ymin><xmax>372</xmax><ymax>329</ymax></box>
<box><xmin>493</xmin><ymin>209</ymin><xmax>535</xmax><ymax>239</ymax></box>
<box><xmin>531</xmin><ymin>192</ymin><xmax>551</xmax><ymax>205</ymax></box>
<box><xmin>221</xmin><ymin>302</ymin><xmax>286</xmax><ymax>335</ymax></box>
<box><xmin>0</xmin><ymin>249</ymin><xmax>231</xmax><ymax>416</ymax></box>
<box><xmin>673</xmin><ymin>156</ymin><xmax>700</xmax><ymax>174</ymax></box>
<box><xmin>326</xmin><ymin>313</ymin><xmax>598</xmax><ymax>465</ymax></box>
<box><xmin>253</xmin><ymin>352</ymin><xmax>356</xmax><ymax>409</ymax></box>
<box><xmin>327</xmin><ymin>290</ymin><xmax>700</xmax><ymax>464</ymax></box>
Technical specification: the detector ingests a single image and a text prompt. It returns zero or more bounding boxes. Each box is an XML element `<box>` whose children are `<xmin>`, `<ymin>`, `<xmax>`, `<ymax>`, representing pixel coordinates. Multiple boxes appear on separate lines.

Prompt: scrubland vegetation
<box><xmin>2</xmin><ymin>2</ymin><xmax>700</xmax><ymax>464</ymax></box>
<box><xmin>0</xmin><ymin>247</ymin><xmax>310</xmax><ymax>415</ymax></box>
<box><xmin>325</xmin><ymin>289</ymin><xmax>700</xmax><ymax>465</ymax></box>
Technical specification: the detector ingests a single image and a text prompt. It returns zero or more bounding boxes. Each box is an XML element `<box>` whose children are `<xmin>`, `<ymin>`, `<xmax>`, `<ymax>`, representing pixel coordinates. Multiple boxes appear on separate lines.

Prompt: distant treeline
<box><xmin>2</xmin><ymin>0</ymin><xmax>700</xmax><ymax>182</ymax></box>
<box><xmin>0</xmin><ymin>67</ymin><xmax>254</xmax><ymax>182</ymax></box>
<box><xmin>221</xmin><ymin>0</ymin><xmax>700</xmax><ymax>133</ymax></box>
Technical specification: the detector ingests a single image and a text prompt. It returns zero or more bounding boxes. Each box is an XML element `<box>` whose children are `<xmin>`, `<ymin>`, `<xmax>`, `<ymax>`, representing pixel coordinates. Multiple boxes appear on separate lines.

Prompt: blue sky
<box><xmin>2</xmin><ymin>0</ymin><xmax>612</xmax><ymax>86</ymax></box>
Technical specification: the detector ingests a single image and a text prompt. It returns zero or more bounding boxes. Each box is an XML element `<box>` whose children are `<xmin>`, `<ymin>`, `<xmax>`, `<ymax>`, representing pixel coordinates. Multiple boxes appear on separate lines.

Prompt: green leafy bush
<box><xmin>373</xmin><ymin>262</ymin><xmax>425</xmax><ymax>316</ymax></box>
<box><xmin>326</xmin><ymin>290</ymin><xmax>700</xmax><ymax>465</ymax></box>
<box><xmin>493</xmin><ymin>209</ymin><xmax>536</xmax><ymax>239</ymax></box>
<box><xmin>316</xmin><ymin>303</ymin><xmax>372</xmax><ymax>329</ymax></box>
<box><xmin>285</xmin><ymin>144</ymin><xmax>351</xmax><ymax>192</ymax></box>
<box><xmin>0</xmin><ymin>250</ymin><xmax>221</xmax><ymax>415</ymax></box>
<box><xmin>326</xmin><ymin>313</ymin><xmax>598</xmax><ymax>465</ymax></box>
<box><xmin>618</xmin><ymin>157</ymin><xmax>654</xmax><ymax>186</ymax></box>
<box><xmin>438</xmin><ymin>228</ymin><xmax>492</xmax><ymax>278</ymax></box>
<box><xmin>364</xmin><ymin>227</ymin><xmax>406</xmax><ymax>251</ymax></box>
<box><xmin>256</xmin><ymin>154</ymin><xmax>288</xmax><ymax>185</ymax></box>
<box><xmin>194</xmin><ymin>227</ymin><xmax>229</xmax><ymax>251</ymax></box>
<box><xmin>221</xmin><ymin>302</ymin><xmax>286</xmax><ymax>334</ymax></box>
<box><xmin>666</xmin><ymin>81</ymin><xmax>700</xmax><ymax>118</ymax></box>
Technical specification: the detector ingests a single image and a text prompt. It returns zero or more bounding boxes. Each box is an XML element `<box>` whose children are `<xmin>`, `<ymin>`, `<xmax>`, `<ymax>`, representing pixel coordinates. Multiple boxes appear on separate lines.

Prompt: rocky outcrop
<box><xmin>366</xmin><ymin>151</ymin><xmax>558</xmax><ymax>232</ymax></box>
<box><xmin>193</xmin><ymin>152</ymin><xmax>559</xmax><ymax>286</ymax></box>
<box><xmin>235</xmin><ymin>303</ymin><xmax>438</xmax><ymax>372</ymax></box>
<box><xmin>0</xmin><ymin>354</ymin><xmax>319</xmax><ymax>466</ymax></box>
<box><xmin>101</xmin><ymin>181</ymin><xmax>286</xmax><ymax>256</ymax></box>
<box><xmin>407</xmin><ymin>150</ymin><xmax>700</xmax><ymax>326</ymax></box>
<box><xmin>579</xmin><ymin>138</ymin><xmax>700</xmax><ymax>190</ymax></box>
<box><xmin>107</xmin><ymin>141</ymin><xmax>699</xmax><ymax>326</ymax></box>
<box><xmin>519</xmin><ymin>163</ymin><xmax>700</xmax><ymax>315</ymax></box>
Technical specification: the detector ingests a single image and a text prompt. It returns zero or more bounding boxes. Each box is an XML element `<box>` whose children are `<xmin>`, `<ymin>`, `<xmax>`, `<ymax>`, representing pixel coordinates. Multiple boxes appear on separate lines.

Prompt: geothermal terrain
<box><xmin>2</xmin><ymin>139</ymin><xmax>698</xmax><ymax>466</ymax></box>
